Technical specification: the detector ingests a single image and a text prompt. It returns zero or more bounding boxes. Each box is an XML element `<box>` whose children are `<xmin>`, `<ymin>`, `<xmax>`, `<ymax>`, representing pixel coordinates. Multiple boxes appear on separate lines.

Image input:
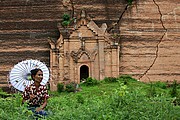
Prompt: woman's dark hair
<box><xmin>30</xmin><ymin>68</ymin><xmax>43</xmax><ymax>81</ymax></box>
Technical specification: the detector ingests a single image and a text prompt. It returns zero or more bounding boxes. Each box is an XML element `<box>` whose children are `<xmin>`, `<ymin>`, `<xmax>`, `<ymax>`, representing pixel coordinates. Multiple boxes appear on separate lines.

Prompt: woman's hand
<box><xmin>35</xmin><ymin>98</ymin><xmax>47</xmax><ymax>112</ymax></box>
<box><xmin>29</xmin><ymin>94</ymin><xmax>35</xmax><ymax>100</ymax></box>
<box><xmin>36</xmin><ymin>107</ymin><xmax>43</xmax><ymax>112</ymax></box>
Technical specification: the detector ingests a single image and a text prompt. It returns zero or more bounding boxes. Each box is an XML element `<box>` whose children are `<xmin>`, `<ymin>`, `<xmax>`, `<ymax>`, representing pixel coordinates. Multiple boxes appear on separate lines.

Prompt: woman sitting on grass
<box><xmin>22</xmin><ymin>68</ymin><xmax>49</xmax><ymax>117</ymax></box>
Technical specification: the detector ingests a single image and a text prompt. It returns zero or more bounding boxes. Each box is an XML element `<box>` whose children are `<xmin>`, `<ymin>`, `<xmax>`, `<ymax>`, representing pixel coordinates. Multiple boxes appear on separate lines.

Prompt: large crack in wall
<box><xmin>107</xmin><ymin>4</ymin><xmax>129</xmax><ymax>33</ymax></box>
<box><xmin>139</xmin><ymin>0</ymin><xmax>168</xmax><ymax>80</ymax></box>
<box><xmin>62</xmin><ymin>0</ymin><xmax>75</xmax><ymax>18</ymax></box>
<box><xmin>70</xmin><ymin>0</ymin><xmax>75</xmax><ymax>18</ymax></box>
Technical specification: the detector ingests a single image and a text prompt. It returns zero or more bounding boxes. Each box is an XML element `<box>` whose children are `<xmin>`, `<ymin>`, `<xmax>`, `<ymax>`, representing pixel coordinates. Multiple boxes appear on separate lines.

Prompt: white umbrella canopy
<box><xmin>9</xmin><ymin>59</ymin><xmax>49</xmax><ymax>92</ymax></box>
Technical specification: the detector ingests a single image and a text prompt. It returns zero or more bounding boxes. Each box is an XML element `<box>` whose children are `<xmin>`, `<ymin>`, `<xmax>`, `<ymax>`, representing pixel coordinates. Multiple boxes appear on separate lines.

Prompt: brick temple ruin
<box><xmin>49</xmin><ymin>11</ymin><xmax>120</xmax><ymax>90</ymax></box>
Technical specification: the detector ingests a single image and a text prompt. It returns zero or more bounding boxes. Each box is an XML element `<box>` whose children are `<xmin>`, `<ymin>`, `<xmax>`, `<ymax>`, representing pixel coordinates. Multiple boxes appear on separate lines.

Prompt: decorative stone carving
<box><xmin>71</xmin><ymin>48</ymin><xmax>91</xmax><ymax>63</ymax></box>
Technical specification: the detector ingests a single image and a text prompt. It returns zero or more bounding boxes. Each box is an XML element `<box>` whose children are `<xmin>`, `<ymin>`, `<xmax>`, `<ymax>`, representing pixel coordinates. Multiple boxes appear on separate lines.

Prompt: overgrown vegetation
<box><xmin>0</xmin><ymin>76</ymin><xmax>180</xmax><ymax>120</ymax></box>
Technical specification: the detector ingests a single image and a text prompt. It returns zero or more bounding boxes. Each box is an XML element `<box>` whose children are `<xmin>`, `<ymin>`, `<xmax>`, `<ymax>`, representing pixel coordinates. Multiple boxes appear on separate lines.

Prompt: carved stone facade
<box><xmin>49</xmin><ymin>11</ymin><xmax>119</xmax><ymax>91</ymax></box>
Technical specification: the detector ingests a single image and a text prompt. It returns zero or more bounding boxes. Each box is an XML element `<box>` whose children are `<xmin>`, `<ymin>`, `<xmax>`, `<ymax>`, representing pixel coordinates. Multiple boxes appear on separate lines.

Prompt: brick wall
<box><xmin>0</xmin><ymin>0</ymin><xmax>179</xmax><ymax>90</ymax></box>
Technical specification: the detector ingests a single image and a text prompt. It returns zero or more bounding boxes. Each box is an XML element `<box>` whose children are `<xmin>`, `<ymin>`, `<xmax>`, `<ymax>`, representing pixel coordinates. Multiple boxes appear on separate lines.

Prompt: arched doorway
<box><xmin>80</xmin><ymin>65</ymin><xmax>89</xmax><ymax>82</ymax></box>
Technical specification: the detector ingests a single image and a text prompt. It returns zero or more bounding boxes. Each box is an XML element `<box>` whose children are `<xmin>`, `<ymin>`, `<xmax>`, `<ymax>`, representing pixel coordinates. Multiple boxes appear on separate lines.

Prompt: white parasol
<box><xmin>9</xmin><ymin>59</ymin><xmax>49</xmax><ymax>91</ymax></box>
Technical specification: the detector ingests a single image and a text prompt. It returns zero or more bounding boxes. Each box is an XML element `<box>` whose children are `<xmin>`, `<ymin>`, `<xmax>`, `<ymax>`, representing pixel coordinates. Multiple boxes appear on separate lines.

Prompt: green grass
<box><xmin>0</xmin><ymin>77</ymin><xmax>180</xmax><ymax>120</ymax></box>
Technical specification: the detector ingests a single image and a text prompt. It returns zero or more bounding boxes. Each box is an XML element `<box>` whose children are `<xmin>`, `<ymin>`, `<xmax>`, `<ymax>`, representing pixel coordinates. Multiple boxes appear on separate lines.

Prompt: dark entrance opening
<box><xmin>80</xmin><ymin>65</ymin><xmax>89</xmax><ymax>82</ymax></box>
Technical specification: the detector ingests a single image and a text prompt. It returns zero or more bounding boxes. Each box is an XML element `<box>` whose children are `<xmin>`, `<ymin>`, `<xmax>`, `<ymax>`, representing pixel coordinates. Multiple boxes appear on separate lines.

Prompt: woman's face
<box><xmin>33</xmin><ymin>70</ymin><xmax>43</xmax><ymax>84</ymax></box>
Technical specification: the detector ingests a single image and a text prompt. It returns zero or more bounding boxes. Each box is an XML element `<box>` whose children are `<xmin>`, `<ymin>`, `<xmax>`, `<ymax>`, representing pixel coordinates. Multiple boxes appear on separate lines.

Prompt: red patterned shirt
<box><xmin>22</xmin><ymin>83</ymin><xmax>49</xmax><ymax>106</ymax></box>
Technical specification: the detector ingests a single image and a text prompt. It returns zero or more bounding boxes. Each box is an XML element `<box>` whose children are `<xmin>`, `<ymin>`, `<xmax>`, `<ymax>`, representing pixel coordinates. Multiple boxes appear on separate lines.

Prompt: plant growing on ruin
<box><xmin>62</xmin><ymin>13</ymin><xmax>71</xmax><ymax>27</ymax></box>
<box><xmin>61</xmin><ymin>13</ymin><xmax>75</xmax><ymax>28</ymax></box>
<box><xmin>127</xmin><ymin>0</ymin><xmax>133</xmax><ymax>5</ymax></box>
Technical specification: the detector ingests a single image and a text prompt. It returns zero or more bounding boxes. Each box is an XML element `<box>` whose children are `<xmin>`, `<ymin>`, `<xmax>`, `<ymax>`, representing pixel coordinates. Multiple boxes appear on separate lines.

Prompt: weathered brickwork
<box><xmin>0</xmin><ymin>0</ymin><xmax>179</xmax><ymax>90</ymax></box>
<box><xmin>119</xmin><ymin>0</ymin><xmax>180</xmax><ymax>82</ymax></box>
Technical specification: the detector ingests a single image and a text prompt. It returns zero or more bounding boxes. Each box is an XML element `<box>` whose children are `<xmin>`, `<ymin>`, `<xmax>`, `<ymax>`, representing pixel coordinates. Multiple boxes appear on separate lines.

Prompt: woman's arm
<box><xmin>22</xmin><ymin>99</ymin><xmax>26</xmax><ymax>105</ymax></box>
<box><xmin>36</xmin><ymin>98</ymin><xmax>48</xmax><ymax>112</ymax></box>
<box><xmin>41</xmin><ymin>98</ymin><xmax>48</xmax><ymax>109</ymax></box>
<box><xmin>22</xmin><ymin>86</ymin><xmax>30</xmax><ymax>104</ymax></box>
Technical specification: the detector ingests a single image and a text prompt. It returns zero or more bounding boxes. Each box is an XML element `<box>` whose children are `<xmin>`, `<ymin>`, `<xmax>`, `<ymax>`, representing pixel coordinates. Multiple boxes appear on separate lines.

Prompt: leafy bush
<box><xmin>127</xmin><ymin>0</ymin><xmax>133</xmax><ymax>5</ymax></box>
<box><xmin>82</xmin><ymin>77</ymin><xmax>99</xmax><ymax>86</ymax></box>
<box><xmin>104</xmin><ymin>77</ymin><xmax>117</xmax><ymax>83</ymax></box>
<box><xmin>173</xmin><ymin>96</ymin><xmax>180</xmax><ymax>106</ymax></box>
<box><xmin>109</xmin><ymin>82</ymin><xmax>128</xmax><ymax>108</ymax></box>
<box><xmin>62</xmin><ymin>21</ymin><xmax>70</xmax><ymax>27</ymax></box>
<box><xmin>170</xmin><ymin>80</ymin><xmax>178</xmax><ymax>97</ymax></box>
<box><xmin>118</xmin><ymin>75</ymin><xmax>137</xmax><ymax>84</ymax></box>
<box><xmin>147</xmin><ymin>82</ymin><xmax>157</xmax><ymax>97</ymax></box>
<box><xmin>0</xmin><ymin>90</ymin><xmax>12</xmax><ymax>98</ymax></box>
<box><xmin>61</xmin><ymin>13</ymin><xmax>71</xmax><ymax>27</ymax></box>
<box><xmin>65</xmin><ymin>82</ymin><xmax>77</xmax><ymax>92</ymax></box>
<box><xmin>76</xmin><ymin>94</ymin><xmax>84</xmax><ymax>104</ymax></box>
<box><xmin>0</xmin><ymin>93</ymin><xmax>11</xmax><ymax>98</ymax></box>
<box><xmin>57</xmin><ymin>83</ymin><xmax>64</xmax><ymax>93</ymax></box>
<box><xmin>154</xmin><ymin>81</ymin><xmax>167</xmax><ymax>89</ymax></box>
<box><xmin>62</xmin><ymin>13</ymin><xmax>70</xmax><ymax>21</ymax></box>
